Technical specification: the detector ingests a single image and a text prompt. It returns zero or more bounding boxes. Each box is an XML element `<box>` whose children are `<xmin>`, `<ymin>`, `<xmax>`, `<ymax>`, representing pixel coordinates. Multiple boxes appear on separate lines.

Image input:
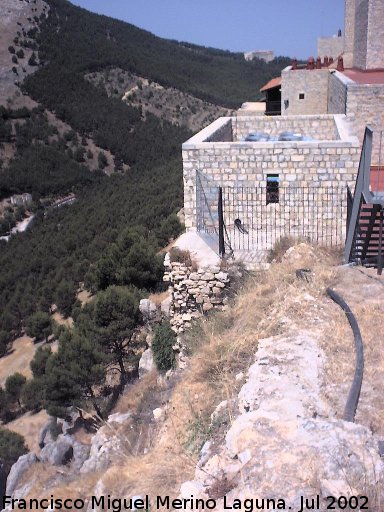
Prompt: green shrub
<box><xmin>21</xmin><ymin>378</ymin><xmax>44</xmax><ymax>412</ymax></box>
<box><xmin>55</xmin><ymin>280</ymin><xmax>76</xmax><ymax>318</ymax></box>
<box><xmin>5</xmin><ymin>373</ymin><xmax>27</xmax><ymax>408</ymax></box>
<box><xmin>0</xmin><ymin>330</ymin><xmax>10</xmax><ymax>357</ymax></box>
<box><xmin>169</xmin><ymin>247</ymin><xmax>192</xmax><ymax>266</ymax></box>
<box><xmin>152</xmin><ymin>320</ymin><xmax>176</xmax><ymax>373</ymax></box>
<box><xmin>30</xmin><ymin>346</ymin><xmax>52</xmax><ymax>378</ymax></box>
<box><xmin>0</xmin><ymin>428</ymin><xmax>27</xmax><ymax>473</ymax></box>
<box><xmin>25</xmin><ymin>311</ymin><xmax>52</xmax><ymax>342</ymax></box>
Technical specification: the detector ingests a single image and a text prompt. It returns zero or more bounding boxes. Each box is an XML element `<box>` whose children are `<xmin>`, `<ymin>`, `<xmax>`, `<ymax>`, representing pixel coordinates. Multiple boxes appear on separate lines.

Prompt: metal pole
<box><xmin>378</xmin><ymin>208</ymin><xmax>383</xmax><ymax>276</ymax></box>
<box><xmin>218</xmin><ymin>187</ymin><xmax>225</xmax><ymax>257</ymax></box>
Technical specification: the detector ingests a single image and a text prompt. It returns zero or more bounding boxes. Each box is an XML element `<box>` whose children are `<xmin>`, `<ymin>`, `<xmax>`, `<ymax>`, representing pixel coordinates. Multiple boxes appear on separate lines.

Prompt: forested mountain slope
<box><xmin>0</xmin><ymin>0</ymin><xmax>291</xmax><ymax>378</ymax></box>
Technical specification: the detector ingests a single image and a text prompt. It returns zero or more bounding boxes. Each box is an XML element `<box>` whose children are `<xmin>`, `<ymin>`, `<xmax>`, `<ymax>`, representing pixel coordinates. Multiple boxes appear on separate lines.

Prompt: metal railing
<box><xmin>345</xmin><ymin>127</ymin><xmax>384</xmax><ymax>274</ymax></box>
<box><xmin>197</xmin><ymin>179</ymin><xmax>348</xmax><ymax>253</ymax></box>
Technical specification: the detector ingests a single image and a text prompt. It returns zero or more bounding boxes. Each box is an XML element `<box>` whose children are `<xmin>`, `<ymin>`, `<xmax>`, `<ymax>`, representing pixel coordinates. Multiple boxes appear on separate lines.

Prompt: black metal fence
<box><xmin>197</xmin><ymin>179</ymin><xmax>347</xmax><ymax>253</ymax></box>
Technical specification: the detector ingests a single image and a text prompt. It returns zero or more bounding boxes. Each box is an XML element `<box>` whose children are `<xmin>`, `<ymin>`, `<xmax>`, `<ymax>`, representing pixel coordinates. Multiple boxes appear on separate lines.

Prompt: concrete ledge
<box><xmin>183</xmin><ymin>117</ymin><xmax>232</xmax><ymax>147</ymax></box>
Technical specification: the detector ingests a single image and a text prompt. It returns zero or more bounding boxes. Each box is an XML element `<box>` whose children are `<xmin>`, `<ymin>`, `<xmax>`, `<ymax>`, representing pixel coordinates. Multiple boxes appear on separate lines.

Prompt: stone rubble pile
<box><xmin>163</xmin><ymin>253</ymin><xmax>230</xmax><ymax>334</ymax></box>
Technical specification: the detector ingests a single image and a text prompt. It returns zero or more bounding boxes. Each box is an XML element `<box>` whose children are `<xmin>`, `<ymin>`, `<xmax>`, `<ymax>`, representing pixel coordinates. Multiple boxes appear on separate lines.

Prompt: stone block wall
<box><xmin>327</xmin><ymin>71</ymin><xmax>350</xmax><ymax>114</ymax></box>
<box><xmin>233</xmin><ymin>115</ymin><xmax>339</xmax><ymax>141</ymax></box>
<box><xmin>365</xmin><ymin>0</ymin><xmax>384</xmax><ymax>69</ymax></box>
<box><xmin>353</xmin><ymin>0</ymin><xmax>384</xmax><ymax>70</ymax></box>
<box><xmin>281</xmin><ymin>68</ymin><xmax>330</xmax><ymax>115</ymax></box>
<box><xmin>347</xmin><ymin>83</ymin><xmax>384</xmax><ymax>162</ymax></box>
<box><xmin>183</xmin><ymin>115</ymin><xmax>360</xmax><ymax>247</ymax></box>
<box><xmin>317</xmin><ymin>36</ymin><xmax>344</xmax><ymax>60</ymax></box>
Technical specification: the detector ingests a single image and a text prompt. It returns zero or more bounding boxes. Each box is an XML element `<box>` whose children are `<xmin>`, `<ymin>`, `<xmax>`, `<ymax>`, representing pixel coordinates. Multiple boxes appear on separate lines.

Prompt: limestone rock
<box><xmin>153</xmin><ymin>408</ymin><xmax>164</xmax><ymax>422</ymax></box>
<box><xmin>180</xmin><ymin>481</ymin><xmax>206</xmax><ymax>499</ymax></box>
<box><xmin>216</xmin><ymin>271</ymin><xmax>229</xmax><ymax>282</ymax></box>
<box><xmin>40</xmin><ymin>439</ymin><xmax>73</xmax><ymax>466</ymax></box>
<box><xmin>161</xmin><ymin>295</ymin><xmax>172</xmax><ymax>316</ymax></box>
<box><xmin>71</xmin><ymin>442</ymin><xmax>91</xmax><ymax>472</ymax></box>
<box><xmin>139</xmin><ymin>299</ymin><xmax>157</xmax><ymax>320</ymax></box>
<box><xmin>138</xmin><ymin>348</ymin><xmax>155</xmax><ymax>378</ymax></box>
<box><xmin>6</xmin><ymin>453</ymin><xmax>38</xmax><ymax>496</ymax></box>
<box><xmin>38</xmin><ymin>418</ymin><xmax>58</xmax><ymax>449</ymax></box>
<box><xmin>108</xmin><ymin>412</ymin><xmax>131</xmax><ymax>424</ymax></box>
<box><xmin>80</xmin><ymin>426</ymin><xmax>121</xmax><ymax>473</ymax></box>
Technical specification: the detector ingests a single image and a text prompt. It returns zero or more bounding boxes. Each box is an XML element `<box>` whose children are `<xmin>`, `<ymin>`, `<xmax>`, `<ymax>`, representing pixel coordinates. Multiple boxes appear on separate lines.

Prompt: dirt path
<box><xmin>0</xmin><ymin>335</ymin><xmax>57</xmax><ymax>387</ymax></box>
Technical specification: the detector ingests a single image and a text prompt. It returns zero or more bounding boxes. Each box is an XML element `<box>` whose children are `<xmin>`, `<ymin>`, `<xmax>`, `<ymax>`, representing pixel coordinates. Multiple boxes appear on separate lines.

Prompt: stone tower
<box><xmin>343</xmin><ymin>0</ymin><xmax>357</xmax><ymax>67</ymax></box>
<box><xmin>347</xmin><ymin>0</ymin><xmax>384</xmax><ymax>70</ymax></box>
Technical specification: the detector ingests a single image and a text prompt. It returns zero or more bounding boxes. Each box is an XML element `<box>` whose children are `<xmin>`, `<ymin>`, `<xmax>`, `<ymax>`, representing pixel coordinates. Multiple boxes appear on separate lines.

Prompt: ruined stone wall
<box><xmin>317</xmin><ymin>36</ymin><xmax>344</xmax><ymax>60</ymax></box>
<box><xmin>347</xmin><ymin>83</ymin><xmax>384</xmax><ymax>162</ymax></box>
<box><xmin>281</xmin><ymin>68</ymin><xmax>330</xmax><ymax>115</ymax></box>
<box><xmin>163</xmin><ymin>258</ymin><xmax>230</xmax><ymax>334</ymax></box>
<box><xmin>233</xmin><ymin>115</ymin><xmax>338</xmax><ymax>141</ymax></box>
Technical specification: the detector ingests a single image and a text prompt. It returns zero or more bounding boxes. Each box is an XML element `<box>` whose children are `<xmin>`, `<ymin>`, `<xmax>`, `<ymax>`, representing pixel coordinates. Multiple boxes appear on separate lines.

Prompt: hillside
<box><xmin>0</xmin><ymin>0</ymin><xmax>294</xmax><ymax>497</ymax></box>
<box><xmin>0</xmin><ymin>0</ymin><xmax>291</xmax><ymax>348</ymax></box>
<box><xmin>3</xmin><ymin>245</ymin><xmax>384</xmax><ymax>509</ymax></box>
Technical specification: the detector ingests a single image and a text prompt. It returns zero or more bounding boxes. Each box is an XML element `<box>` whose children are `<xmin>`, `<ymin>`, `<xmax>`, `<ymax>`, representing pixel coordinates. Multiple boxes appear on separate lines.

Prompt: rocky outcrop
<box><xmin>80</xmin><ymin>426</ymin><xmax>121</xmax><ymax>474</ymax></box>
<box><xmin>163</xmin><ymin>256</ymin><xmax>230</xmax><ymax>333</ymax></box>
<box><xmin>40</xmin><ymin>438</ymin><xmax>73</xmax><ymax>466</ymax></box>
<box><xmin>139</xmin><ymin>299</ymin><xmax>158</xmax><ymax>321</ymax></box>
<box><xmin>5</xmin><ymin>453</ymin><xmax>38</xmax><ymax>496</ymax></box>
<box><xmin>180</xmin><ymin>331</ymin><xmax>384</xmax><ymax>509</ymax></box>
<box><xmin>138</xmin><ymin>348</ymin><xmax>155</xmax><ymax>378</ymax></box>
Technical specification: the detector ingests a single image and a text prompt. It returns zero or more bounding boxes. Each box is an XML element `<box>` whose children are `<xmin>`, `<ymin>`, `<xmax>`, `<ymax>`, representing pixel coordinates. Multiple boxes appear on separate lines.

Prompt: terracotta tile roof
<box><xmin>260</xmin><ymin>77</ymin><xmax>282</xmax><ymax>92</ymax></box>
<box><xmin>342</xmin><ymin>68</ymin><xmax>384</xmax><ymax>85</ymax></box>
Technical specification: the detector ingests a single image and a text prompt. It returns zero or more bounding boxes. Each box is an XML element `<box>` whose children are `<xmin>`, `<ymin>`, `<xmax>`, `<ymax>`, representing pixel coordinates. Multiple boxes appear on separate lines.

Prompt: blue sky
<box><xmin>71</xmin><ymin>0</ymin><xmax>345</xmax><ymax>59</ymax></box>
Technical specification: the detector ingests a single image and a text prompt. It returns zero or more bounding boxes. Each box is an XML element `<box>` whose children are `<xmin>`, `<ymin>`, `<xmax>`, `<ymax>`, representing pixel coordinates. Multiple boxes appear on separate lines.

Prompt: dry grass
<box><xmin>6</xmin><ymin>410</ymin><xmax>49</xmax><ymax>452</ymax></box>
<box><xmin>0</xmin><ymin>335</ymin><xmax>35</xmax><ymax>386</ymax></box>
<box><xmin>15</xmin><ymin>243</ymin><xmax>344</xmax><ymax>502</ymax></box>
<box><xmin>148</xmin><ymin>289</ymin><xmax>170</xmax><ymax>306</ymax></box>
<box><xmin>185</xmin><ymin>245</ymin><xmax>338</xmax><ymax>399</ymax></box>
<box><xmin>320</xmin><ymin>266</ymin><xmax>384</xmax><ymax>435</ymax></box>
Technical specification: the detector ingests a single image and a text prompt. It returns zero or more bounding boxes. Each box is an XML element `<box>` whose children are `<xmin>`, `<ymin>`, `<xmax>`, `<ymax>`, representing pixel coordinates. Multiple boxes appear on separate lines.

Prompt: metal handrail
<box><xmin>345</xmin><ymin>127</ymin><xmax>373</xmax><ymax>262</ymax></box>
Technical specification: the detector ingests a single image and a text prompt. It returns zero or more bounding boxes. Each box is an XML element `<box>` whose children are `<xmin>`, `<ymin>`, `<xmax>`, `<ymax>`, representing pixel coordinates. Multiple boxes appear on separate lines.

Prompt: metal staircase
<box><xmin>345</xmin><ymin>127</ymin><xmax>384</xmax><ymax>275</ymax></box>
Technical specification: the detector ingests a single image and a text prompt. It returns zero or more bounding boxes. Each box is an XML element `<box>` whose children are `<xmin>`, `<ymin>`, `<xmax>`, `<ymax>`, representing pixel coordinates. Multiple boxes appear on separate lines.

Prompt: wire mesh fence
<box><xmin>197</xmin><ymin>178</ymin><xmax>347</xmax><ymax>253</ymax></box>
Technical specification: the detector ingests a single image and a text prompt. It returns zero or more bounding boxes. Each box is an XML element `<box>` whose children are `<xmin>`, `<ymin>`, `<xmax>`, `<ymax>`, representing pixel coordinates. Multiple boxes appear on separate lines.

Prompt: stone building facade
<box><xmin>281</xmin><ymin>0</ymin><xmax>384</xmax><ymax>160</ymax></box>
<box><xmin>181</xmin><ymin>0</ymin><xmax>383</xmax><ymax>265</ymax></box>
<box><xmin>322</xmin><ymin>0</ymin><xmax>384</xmax><ymax>69</ymax></box>
<box><xmin>244</xmin><ymin>50</ymin><xmax>274</xmax><ymax>63</ymax></box>
<box><xmin>281</xmin><ymin>69</ymin><xmax>330</xmax><ymax>116</ymax></box>
<box><xmin>182</xmin><ymin>115</ymin><xmax>360</xmax><ymax>255</ymax></box>
<box><xmin>281</xmin><ymin>67</ymin><xmax>384</xmax><ymax>161</ymax></box>
<box><xmin>317</xmin><ymin>36</ymin><xmax>344</xmax><ymax>61</ymax></box>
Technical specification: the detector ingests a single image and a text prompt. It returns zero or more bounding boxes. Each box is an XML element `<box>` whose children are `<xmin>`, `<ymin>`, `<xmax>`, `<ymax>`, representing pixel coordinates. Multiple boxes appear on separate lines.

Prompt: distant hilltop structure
<box><xmin>244</xmin><ymin>50</ymin><xmax>274</xmax><ymax>63</ymax></box>
<box><xmin>317</xmin><ymin>29</ymin><xmax>344</xmax><ymax>61</ymax></box>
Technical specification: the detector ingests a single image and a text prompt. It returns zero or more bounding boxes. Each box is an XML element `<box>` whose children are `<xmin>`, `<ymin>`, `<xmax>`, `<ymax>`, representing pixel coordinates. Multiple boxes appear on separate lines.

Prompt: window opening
<box><xmin>266</xmin><ymin>174</ymin><xmax>279</xmax><ymax>204</ymax></box>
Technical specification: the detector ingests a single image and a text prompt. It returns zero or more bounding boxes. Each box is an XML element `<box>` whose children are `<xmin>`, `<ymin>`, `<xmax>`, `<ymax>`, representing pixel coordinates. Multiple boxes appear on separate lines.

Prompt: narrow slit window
<box><xmin>299</xmin><ymin>93</ymin><xmax>305</xmax><ymax>100</ymax></box>
<box><xmin>266</xmin><ymin>174</ymin><xmax>279</xmax><ymax>204</ymax></box>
